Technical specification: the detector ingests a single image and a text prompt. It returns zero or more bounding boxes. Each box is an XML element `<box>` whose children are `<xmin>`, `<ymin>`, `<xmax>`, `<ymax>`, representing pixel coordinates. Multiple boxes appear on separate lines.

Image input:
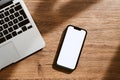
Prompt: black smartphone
<box><xmin>56</xmin><ymin>25</ymin><xmax>87</xmax><ymax>71</ymax></box>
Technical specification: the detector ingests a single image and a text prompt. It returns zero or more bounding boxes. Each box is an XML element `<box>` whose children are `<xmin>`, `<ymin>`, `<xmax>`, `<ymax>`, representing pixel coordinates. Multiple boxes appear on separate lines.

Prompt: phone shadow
<box><xmin>103</xmin><ymin>45</ymin><xmax>120</xmax><ymax>80</ymax></box>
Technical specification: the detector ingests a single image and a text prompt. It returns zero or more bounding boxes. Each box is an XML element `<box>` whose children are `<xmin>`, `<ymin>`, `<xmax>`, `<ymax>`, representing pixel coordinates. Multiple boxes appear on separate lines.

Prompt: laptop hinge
<box><xmin>0</xmin><ymin>0</ymin><xmax>13</xmax><ymax>9</ymax></box>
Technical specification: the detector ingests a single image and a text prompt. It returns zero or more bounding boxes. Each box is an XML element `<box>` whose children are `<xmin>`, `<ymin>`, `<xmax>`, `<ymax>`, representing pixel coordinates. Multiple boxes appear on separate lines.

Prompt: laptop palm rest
<box><xmin>0</xmin><ymin>42</ymin><xmax>20</xmax><ymax>69</ymax></box>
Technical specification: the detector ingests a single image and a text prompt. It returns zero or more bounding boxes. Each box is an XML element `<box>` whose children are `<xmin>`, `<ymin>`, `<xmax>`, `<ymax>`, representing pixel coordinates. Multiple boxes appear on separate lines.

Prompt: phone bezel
<box><xmin>55</xmin><ymin>25</ymin><xmax>87</xmax><ymax>71</ymax></box>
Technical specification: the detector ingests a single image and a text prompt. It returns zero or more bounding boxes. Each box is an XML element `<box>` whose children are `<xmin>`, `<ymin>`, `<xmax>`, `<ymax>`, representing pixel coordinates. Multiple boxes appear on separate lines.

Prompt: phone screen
<box><xmin>56</xmin><ymin>25</ymin><xmax>87</xmax><ymax>70</ymax></box>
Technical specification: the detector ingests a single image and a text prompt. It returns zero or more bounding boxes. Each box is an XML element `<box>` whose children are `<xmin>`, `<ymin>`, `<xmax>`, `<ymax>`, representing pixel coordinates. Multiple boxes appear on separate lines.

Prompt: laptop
<box><xmin>0</xmin><ymin>0</ymin><xmax>45</xmax><ymax>70</ymax></box>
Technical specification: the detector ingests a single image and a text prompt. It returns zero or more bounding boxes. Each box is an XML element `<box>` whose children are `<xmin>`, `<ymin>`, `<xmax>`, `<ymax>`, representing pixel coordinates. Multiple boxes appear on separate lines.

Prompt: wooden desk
<box><xmin>0</xmin><ymin>0</ymin><xmax>120</xmax><ymax>79</ymax></box>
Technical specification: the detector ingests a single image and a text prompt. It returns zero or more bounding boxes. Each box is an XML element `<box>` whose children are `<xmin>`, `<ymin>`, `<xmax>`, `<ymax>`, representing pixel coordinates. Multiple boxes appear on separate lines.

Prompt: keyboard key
<box><xmin>14</xmin><ymin>12</ymin><xmax>19</xmax><ymax>17</ymax></box>
<box><xmin>4</xmin><ymin>11</ymin><xmax>10</xmax><ymax>16</ymax></box>
<box><xmin>18</xmin><ymin>30</ymin><xmax>22</xmax><ymax>34</ymax></box>
<box><xmin>28</xmin><ymin>25</ymin><xmax>32</xmax><ymax>29</ymax></box>
<box><xmin>8</xmin><ymin>21</ymin><xmax>13</xmax><ymax>26</ymax></box>
<box><xmin>19</xmin><ymin>10</ymin><xmax>27</xmax><ymax>18</ymax></box>
<box><xmin>18</xmin><ymin>19</ymin><xmax>30</xmax><ymax>27</ymax></box>
<box><xmin>12</xmin><ymin>31</ymin><xmax>17</xmax><ymax>37</ymax></box>
<box><xmin>8</xmin><ymin>27</ymin><xmax>13</xmax><ymax>32</ymax></box>
<box><xmin>15</xmin><ymin>2</ymin><xmax>20</xmax><ymax>6</ymax></box>
<box><xmin>3</xmin><ymin>24</ymin><xmax>8</xmax><ymax>29</ymax></box>
<box><xmin>10</xmin><ymin>5</ymin><xmax>14</xmax><ymax>8</ymax></box>
<box><xmin>0</xmin><ymin>19</ymin><xmax>4</xmax><ymax>25</ymax></box>
<box><xmin>18</xmin><ymin>16</ymin><xmax>23</xmax><ymax>21</ymax></box>
<box><xmin>0</xmin><ymin>26</ymin><xmax>3</xmax><ymax>31</ymax></box>
<box><xmin>4</xmin><ymin>17</ymin><xmax>10</xmax><ymax>22</ymax></box>
<box><xmin>13</xmin><ymin>25</ymin><xmax>18</xmax><ymax>30</ymax></box>
<box><xmin>9</xmin><ymin>14</ymin><xmax>15</xmax><ymax>20</ymax></box>
<box><xmin>0</xmin><ymin>32</ymin><xmax>3</xmax><ymax>37</ymax></box>
<box><xmin>0</xmin><ymin>37</ymin><xmax>6</xmax><ymax>44</ymax></box>
<box><xmin>0</xmin><ymin>13</ymin><xmax>4</xmax><ymax>18</ymax></box>
<box><xmin>0</xmin><ymin>10</ymin><xmax>4</xmax><ymax>13</ymax></box>
<box><xmin>3</xmin><ymin>30</ymin><xmax>8</xmax><ymax>35</ymax></box>
<box><xmin>15</xmin><ymin>5</ymin><xmax>22</xmax><ymax>11</ymax></box>
<box><xmin>5</xmin><ymin>8</ymin><xmax>9</xmax><ymax>10</ymax></box>
<box><xmin>22</xmin><ymin>26</ymin><xmax>27</xmax><ymax>31</ymax></box>
<box><xmin>13</xmin><ymin>19</ymin><xmax>18</xmax><ymax>24</ymax></box>
<box><xmin>9</xmin><ymin>8</ymin><xmax>15</xmax><ymax>14</ymax></box>
<box><xmin>6</xmin><ymin>34</ymin><xmax>12</xmax><ymax>40</ymax></box>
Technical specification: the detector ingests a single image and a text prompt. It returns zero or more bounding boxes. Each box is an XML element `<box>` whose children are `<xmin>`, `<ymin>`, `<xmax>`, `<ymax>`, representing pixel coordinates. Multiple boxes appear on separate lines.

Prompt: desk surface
<box><xmin>0</xmin><ymin>0</ymin><xmax>120</xmax><ymax>80</ymax></box>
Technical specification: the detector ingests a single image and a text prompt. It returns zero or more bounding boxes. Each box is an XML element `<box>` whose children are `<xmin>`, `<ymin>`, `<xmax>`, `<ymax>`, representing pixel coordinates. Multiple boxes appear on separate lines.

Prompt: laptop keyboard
<box><xmin>0</xmin><ymin>2</ymin><xmax>33</xmax><ymax>44</ymax></box>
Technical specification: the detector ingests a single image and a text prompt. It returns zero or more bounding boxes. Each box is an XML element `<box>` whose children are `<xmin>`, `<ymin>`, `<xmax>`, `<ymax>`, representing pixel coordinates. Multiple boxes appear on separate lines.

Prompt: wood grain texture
<box><xmin>0</xmin><ymin>0</ymin><xmax>120</xmax><ymax>80</ymax></box>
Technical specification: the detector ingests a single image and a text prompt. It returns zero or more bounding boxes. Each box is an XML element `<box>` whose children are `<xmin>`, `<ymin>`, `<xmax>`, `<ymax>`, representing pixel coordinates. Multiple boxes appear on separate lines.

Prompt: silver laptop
<box><xmin>0</xmin><ymin>0</ymin><xmax>45</xmax><ymax>70</ymax></box>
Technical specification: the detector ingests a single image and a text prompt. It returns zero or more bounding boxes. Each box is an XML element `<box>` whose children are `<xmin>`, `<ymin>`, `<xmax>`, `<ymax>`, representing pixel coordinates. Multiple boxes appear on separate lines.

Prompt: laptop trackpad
<box><xmin>0</xmin><ymin>42</ymin><xmax>20</xmax><ymax>69</ymax></box>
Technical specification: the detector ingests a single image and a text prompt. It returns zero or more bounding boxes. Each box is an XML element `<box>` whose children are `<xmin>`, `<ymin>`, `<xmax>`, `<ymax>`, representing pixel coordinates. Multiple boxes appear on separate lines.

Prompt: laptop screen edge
<box><xmin>0</xmin><ymin>0</ymin><xmax>12</xmax><ymax>6</ymax></box>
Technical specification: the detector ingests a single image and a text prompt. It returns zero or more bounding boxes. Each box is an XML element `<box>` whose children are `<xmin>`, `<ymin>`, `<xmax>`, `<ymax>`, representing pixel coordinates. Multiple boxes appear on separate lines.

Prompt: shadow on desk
<box><xmin>0</xmin><ymin>64</ymin><xmax>18</xmax><ymax>79</ymax></box>
<box><xmin>0</xmin><ymin>0</ymin><xmax>100</xmax><ymax>79</ymax></box>
<box><xmin>34</xmin><ymin>0</ymin><xmax>100</xmax><ymax>35</ymax></box>
<box><xmin>103</xmin><ymin>45</ymin><xmax>120</xmax><ymax>80</ymax></box>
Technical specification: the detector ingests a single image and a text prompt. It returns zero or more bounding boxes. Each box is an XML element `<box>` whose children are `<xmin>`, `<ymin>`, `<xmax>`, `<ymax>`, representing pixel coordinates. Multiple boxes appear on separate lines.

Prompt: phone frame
<box><xmin>54</xmin><ymin>25</ymin><xmax>87</xmax><ymax>72</ymax></box>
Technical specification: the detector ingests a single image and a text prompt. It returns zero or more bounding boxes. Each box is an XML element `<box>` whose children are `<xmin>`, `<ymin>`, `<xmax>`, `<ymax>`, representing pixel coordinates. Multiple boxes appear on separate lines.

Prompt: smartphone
<box><xmin>56</xmin><ymin>25</ymin><xmax>87</xmax><ymax>71</ymax></box>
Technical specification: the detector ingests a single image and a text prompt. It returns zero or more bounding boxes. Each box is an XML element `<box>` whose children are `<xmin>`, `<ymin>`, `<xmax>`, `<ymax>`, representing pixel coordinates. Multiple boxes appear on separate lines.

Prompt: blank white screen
<box><xmin>57</xmin><ymin>26</ymin><xmax>86</xmax><ymax>69</ymax></box>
